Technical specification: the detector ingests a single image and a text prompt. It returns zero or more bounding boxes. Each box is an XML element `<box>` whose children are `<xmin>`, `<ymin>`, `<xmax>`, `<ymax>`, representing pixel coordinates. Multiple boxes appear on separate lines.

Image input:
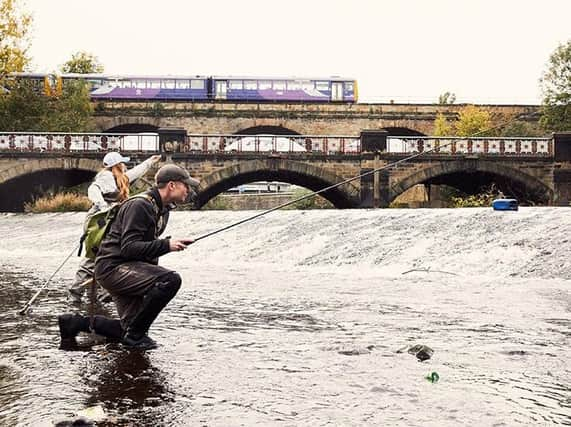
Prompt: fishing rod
<box><xmin>18</xmin><ymin>243</ymin><xmax>82</xmax><ymax>315</ymax></box>
<box><xmin>192</xmin><ymin>110</ymin><xmax>542</xmax><ymax>243</ymax></box>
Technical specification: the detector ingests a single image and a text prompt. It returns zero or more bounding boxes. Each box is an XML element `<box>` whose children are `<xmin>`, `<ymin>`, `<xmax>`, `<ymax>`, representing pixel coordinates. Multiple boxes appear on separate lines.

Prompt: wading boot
<box><xmin>122</xmin><ymin>333</ymin><xmax>158</xmax><ymax>350</ymax></box>
<box><xmin>58</xmin><ymin>313</ymin><xmax>90</xmax><ymax>349</ymax></box>
<box><xmin>121</xmin><ymin>277</ymin><xmax>181</xmax><ymax>350</ymax></box>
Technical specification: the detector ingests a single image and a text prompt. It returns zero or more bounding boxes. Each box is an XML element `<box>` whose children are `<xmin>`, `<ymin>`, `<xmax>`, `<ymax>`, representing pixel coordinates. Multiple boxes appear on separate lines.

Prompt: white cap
<box><xmin>103</xmin><ymin>152</ymin><xmax>130</xmax><ymax>168</ymax></box>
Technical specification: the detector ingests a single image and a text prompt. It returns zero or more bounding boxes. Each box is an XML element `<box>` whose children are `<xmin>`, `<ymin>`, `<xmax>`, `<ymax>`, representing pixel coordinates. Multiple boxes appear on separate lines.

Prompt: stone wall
<box><xmin>0</xmin><ymin>151</ymin><xmax>559</xmax><ymax>209</ymax></box>
<box><xmin>94</xmin><ymin>102</ymin><xmax>540</xmax><ymax>136</ymax></box>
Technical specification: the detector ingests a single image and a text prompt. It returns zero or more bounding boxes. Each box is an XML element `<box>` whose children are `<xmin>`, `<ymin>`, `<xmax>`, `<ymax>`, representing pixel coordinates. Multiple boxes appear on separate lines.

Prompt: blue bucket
<box><xmin>492</xmin><ymin>198</ymin><xmax>518</xmax><ymax>211</ymax></box>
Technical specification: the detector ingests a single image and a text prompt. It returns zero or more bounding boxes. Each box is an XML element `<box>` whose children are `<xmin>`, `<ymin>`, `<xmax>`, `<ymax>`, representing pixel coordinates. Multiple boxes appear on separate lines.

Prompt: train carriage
<box><xmin>89</xmin><ymin>75</ymin><xmax>210</xmax><ymax>101</ymax></box>
<box><xmin>212</xmin><ymin>76</ymin><xmax>357</xmax><ymax>102</ymax></box>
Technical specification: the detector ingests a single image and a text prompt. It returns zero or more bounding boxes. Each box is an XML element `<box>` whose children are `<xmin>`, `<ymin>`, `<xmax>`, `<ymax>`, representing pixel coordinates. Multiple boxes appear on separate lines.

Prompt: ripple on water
<box><xmin>0</xmin><ymin>210</ymin><xmax>570</xmax><ymax>425</ymax></box>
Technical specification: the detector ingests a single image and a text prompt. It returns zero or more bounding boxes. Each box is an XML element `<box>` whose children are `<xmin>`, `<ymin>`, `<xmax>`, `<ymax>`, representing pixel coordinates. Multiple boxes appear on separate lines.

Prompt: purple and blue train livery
<box><xmin>11</xmin><ymin>73</ymin><xmax>358</xmax><ymax>103</ymax></box>
<box><xmin>87</xmin><ymin>75</ymin><xmax>210</xmax><ymax>101</ymax></box>
<box><xmin>211</xmin><ymin>76</ymin><xmax>357</xmax><ymax>102</ymax></box>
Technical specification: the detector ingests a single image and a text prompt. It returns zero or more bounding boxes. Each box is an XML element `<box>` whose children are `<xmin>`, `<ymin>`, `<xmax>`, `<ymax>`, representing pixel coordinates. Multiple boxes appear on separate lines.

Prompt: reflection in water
<box><xmin>0</xmin><ymin>209</ymin><xmax>570</xmax><ymax>425</ymax></box>
<box><xmin>81</xmin><ymin>349</ymin><xmax>173</xmax><ymax>426</ymax></box>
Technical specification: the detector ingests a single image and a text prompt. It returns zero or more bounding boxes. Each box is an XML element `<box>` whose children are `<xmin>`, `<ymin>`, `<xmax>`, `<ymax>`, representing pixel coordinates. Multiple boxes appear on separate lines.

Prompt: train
<box><xmin>9</xmin><ymin>72</ymin><xmax>358</xmax><ymax>103</ymax></box>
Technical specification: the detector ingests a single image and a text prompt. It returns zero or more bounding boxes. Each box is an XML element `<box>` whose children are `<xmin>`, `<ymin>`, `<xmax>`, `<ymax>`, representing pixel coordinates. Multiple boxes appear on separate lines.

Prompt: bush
<box><xmin>449</xmin><ymin>193</ymin><xmax>497</xmax><ymax>208</ymax></box>
<box><xmin>286</xmin><ymin>188</ymin><xmax>333</xmax><ymax>209</ymax></box>
<box><xmin>24</xmin><ymin>192</ymin><xmax>91</xmax><ymax>213</ymax></box>
<box><xmin>448</xmin><ymin>185</ymin><xmax>501</xmax><ymax>208</ymax></box>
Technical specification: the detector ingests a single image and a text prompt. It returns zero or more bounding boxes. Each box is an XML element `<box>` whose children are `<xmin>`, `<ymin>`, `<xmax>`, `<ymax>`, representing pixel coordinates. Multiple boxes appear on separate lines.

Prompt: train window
<box><xmin>229</xmin><ymin>80</ymin><xmax>243</xmax><ymax>90</ymax></box>
<box><xmin>118</xmin><ymin>80</ymin><xmax>130</xmax><ymax>88</ymax></box>
<box><xmin>134</xmin><ymin>80</ymin><xmax>146</xmax><ymax>88</ymax></box>
<box><xmin>162</xmin><ymin>80</ymin><xmax>175</xmax><ymax>89</ymax></box>
<box><xmin>190</xmin><ymin>79</ymin><xmax>205</xmax><ymax>89</ymax></box>
<box><xmin>316</xmin><ymin>81</ymin><xmax>329</xmax><ymax>91</ymax></box>
<box><xmin>345</xmin><ymin>82</ymin><xmax>353</xmax><ymax>91</ymax></box>
<box><xmin>302</xmin><ymin>82</ymin><xmax>314</xmax><ymax>91</ymax></box>
<box><xmin>176</xmin><ymin>80</ymin><xmax>190</xmax><ymax>89</ymax></box>
<box><xmin>149</xmin><ymin>80</ymin><xmax>160</xmax><ymax>89</ymax></box>
<box><xmin>259</xmin><ymin>81</ymin><xmax>271</xmax><ymax>90</ymax></box>
<box><xmin>273</xmin><ymin>81</ymin><xmax>285</xmax><ymax>90</ymax></box>
<box><xmin>287</xmin><ymin>81</ymin><xmax>301</xmax><ymax>90</ymax></box>
<box><xmin>244</xmin><ymin>81</ymin><xmax>257</xmax><ymax>90</ymax></box>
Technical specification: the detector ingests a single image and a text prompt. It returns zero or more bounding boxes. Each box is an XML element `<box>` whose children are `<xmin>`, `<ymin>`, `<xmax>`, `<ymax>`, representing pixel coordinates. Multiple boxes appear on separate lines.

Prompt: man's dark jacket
<box><xmin>94</xmin><ymin>187</ymin><xmax>170</xmax><ymax>278</ymax></box>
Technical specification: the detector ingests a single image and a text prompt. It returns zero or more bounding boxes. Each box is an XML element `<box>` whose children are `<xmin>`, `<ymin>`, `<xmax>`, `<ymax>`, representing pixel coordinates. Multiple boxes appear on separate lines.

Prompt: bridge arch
<box><xmin>390</xmin><ymin>160</ymin><xmax>553</xmax><ymax>204</ymax></box>
<box><xmin>105</xmin><ymin>123</ymin><xmax>159</xmax><ymax>133</ymax></box>
<box><xmin>196</xmin><ymin>159</ymin><xmax>360</xmax><ymax>209</ymax></box>
<box><xmin>0</xmin><ymin>158</ymin><xmax>102</xmax><ymax>211</ymax></box>
<box><xmin>383</xmin><ymin>127</ymin><xmax>426</xmax><ymax>137</ymax></box>
<box><xmin>234</xmin><ymin>125</ymin><xmax>301</xmax><ymax>135</ymax></box>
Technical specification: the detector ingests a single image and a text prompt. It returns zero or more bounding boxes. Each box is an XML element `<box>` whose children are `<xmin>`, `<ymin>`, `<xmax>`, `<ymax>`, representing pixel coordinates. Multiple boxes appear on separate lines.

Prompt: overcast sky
<box><xmin>25</xmin><ymin>0</ymin><xmax>570</xmax><ymax>104</ymax></box>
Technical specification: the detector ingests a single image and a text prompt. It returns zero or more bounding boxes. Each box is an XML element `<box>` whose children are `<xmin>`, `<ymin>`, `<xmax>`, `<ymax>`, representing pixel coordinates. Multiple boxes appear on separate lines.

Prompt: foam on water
<box><xmin>0</xmin><ymin>208</ymin><xmax>569</xmax><ymax>426</ymax></box>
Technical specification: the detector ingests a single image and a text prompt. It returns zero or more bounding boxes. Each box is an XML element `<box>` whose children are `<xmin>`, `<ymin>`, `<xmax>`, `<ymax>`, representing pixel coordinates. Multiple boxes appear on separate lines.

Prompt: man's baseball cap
<box><xmin>103</xmin><ymin>151</ymin><xmax>130</xmax><ymax>168</ymax></box>
<box><xmin>155</xmin><ymin>164</ymin><xmax>199</xmax><ymax>188</ymax></box>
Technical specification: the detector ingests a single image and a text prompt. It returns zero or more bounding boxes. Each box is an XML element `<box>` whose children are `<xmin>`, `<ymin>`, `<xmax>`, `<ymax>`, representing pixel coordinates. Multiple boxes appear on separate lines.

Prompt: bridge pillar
<box><xmin>159</xmin><ymin>127</ymin><xmax>187</xmax><ymax>152</ymax></box>
<box><xmin>360</xmin><ymin>130</ymin><xmax>389</xmax><ymax>208</ymax></box>
<box><xmin>360</xmin><ymin>129</ymin><xmax>388</xmax><ymax>152</ymax></box>
<box><xmin>553</xmin><ymin>132</ymin><xmax>571</xmax><ymax>205</ymax></box>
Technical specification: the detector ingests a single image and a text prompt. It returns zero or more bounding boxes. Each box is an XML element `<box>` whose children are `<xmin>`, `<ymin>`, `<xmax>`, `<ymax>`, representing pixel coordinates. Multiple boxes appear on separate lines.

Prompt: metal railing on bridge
<box><xmin>387</xmin><ymin>136</ymin><xmax>553</xmax><ymax>156</ymax></box>
<box><xmin>0</xmin><ymin>132</ymin><xmax>553</xmax><ymax>156</ymax></box>
<box><xmin>0</xmin><ymin>132</ymin><xmax>158</xmax><ymax>153</ymax></box>
<box><xmin>0</xmin><ymin>132</ymin><xmax>362</xmax><ymax>155</ymax></box>
<box><xmin>178</xmin><ymin>134</ymin><xmax>361</xmax><ymax>154</ymax></box>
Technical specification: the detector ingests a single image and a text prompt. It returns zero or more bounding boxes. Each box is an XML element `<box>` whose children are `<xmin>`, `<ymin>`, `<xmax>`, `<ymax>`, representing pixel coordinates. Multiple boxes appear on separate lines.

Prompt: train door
<box><xmin>331</xmin><ymin>82</ymin><xmax>344</xmax><ymax>101</ymax></box>
<box><xmin>215</xmin><ymin>80</ymin><xmax>227</xmax><ymax>100</ymax></box>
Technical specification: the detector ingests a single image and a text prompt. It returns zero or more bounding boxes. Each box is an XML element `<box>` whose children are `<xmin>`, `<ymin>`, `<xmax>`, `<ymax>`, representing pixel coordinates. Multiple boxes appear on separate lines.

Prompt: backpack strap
<box><xmin>128</xmin><ymin>193</ymin><xmax>162</xmax><ymax>237</ymax></box>
<box><xmin>129</xmin><ymin>193</ymin><xmax>160</xmax><ymax>218</ymax></box>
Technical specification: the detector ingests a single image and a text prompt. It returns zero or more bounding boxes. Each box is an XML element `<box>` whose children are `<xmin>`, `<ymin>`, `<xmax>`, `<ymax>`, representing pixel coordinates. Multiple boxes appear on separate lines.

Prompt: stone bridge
<box><xmin>93</xmin><ymin>101</ymin><xmax>540</xmax><ymax>136</ymax></box>
<box><xmin>1</xmin><ymin>131</ymin><xmax>571</xmax><ymax>212</ymax></box>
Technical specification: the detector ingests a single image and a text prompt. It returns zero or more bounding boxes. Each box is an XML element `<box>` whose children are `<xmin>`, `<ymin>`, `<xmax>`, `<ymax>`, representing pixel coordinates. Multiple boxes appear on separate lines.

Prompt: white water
<box><xmin>0</xmin><ymin>208</ymin><xmax>569</xmax><ymax>426</ymax></box>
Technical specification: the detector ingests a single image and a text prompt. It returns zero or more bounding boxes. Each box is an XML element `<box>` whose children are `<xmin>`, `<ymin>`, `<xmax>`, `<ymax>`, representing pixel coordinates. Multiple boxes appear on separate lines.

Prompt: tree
<box><xmin>498</xmin><ymin>119</ymin><xmax>544</xmax><ymax>137</ymax></box>
<box><xmin>45</xmin><ymin>80</ymin><xmax>95</xmax><ymax>131</ymax></box>
<box><xmin>438</xmin><ymin>91</ymin><xmax>456</xmax><ymax>105</ymax></box>
<box><xmin>60</xmin><ymin>51</ymin><xmax>104</xmax><ymax>74</ymax></box>
<box><xmin>0</xmin><ymin>80</ymin><xmax>48</xmax><ymax>130</ymax></box>
<box><xmin>0</xmin><ymin>79</ymin><xmax>94</xmax><ymax>132</ymax></box>
<box><xmin>454</xmin><ymin>105</ymin><xmax>492</xmax><ymax>137</ymax></box>
<box><xmin>432</xmin><ymin>106</ymin><xmax>493</xmax><ymax>137</ymax></box>
<box><xmin>540</xmin><ymin>40</ymin><xmax>571</xmax><ymax>131</ymax></box>
<box><xmin>0</xmin><ymin>0</ymin><xmax>32</xmax><ymax>81</ymax></box>
<box><xmin>433</xmin><ymin>113</ymin><xmax>452</xmax><ymax>136</ymax></box>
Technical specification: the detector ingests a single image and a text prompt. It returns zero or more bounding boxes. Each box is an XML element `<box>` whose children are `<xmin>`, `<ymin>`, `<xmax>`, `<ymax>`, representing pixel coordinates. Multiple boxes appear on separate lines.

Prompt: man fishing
<box><xmin>58</xmin><ymin>164</ymin><xmax>199</xmax><ymax>350</ymax></box>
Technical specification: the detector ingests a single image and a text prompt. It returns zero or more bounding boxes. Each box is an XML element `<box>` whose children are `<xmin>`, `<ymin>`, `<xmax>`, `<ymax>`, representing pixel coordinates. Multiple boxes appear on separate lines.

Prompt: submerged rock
<box><xmin>408</xmin><ymin>345</ymin><xmax>434</xmax><ymax>361</ymax></box>
<box><xmin>397</xmin><ymin>344</ymin><xmax>434</xmax><ymax>361</ymax></box>
<box><xmin>53</xmin><ymin>417</ymin><xmax>94</xmax><ymax>426</ymax></box>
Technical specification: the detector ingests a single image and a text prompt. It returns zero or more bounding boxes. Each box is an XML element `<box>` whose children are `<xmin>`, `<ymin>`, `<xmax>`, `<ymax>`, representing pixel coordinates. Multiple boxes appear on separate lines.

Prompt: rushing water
<box><xmin>0</xmin><ymin>208</ymin><xmax>569</xmax><ymax>426</ymax></box>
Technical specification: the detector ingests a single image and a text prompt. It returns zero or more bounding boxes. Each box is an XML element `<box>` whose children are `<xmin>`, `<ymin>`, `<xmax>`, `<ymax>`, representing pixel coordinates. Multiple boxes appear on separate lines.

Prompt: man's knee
<box><xmin>156</xmin><ymin>271</ymin><xmax>181</xmax><ymax>299</ymax></box>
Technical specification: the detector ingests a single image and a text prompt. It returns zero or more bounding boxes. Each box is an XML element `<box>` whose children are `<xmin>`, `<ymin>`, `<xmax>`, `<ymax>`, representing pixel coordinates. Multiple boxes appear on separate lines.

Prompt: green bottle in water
<box><xmin>425</xmin><ymin>372</ymin><xmax>439</xmax><ymax>383</ymax></box>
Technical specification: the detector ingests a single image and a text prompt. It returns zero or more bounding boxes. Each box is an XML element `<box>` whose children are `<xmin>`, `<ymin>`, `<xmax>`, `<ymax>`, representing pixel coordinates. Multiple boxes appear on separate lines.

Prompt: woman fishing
<box><xmin>68</xmin><ymin>151</ymin><xmax>161</xmax><ymax>303</ymax></box>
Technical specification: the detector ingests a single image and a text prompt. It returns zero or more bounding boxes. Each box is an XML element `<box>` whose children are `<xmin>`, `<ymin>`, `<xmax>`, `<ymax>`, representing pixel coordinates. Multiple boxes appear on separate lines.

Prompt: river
<box><xmin>0</xmin><ymin>208</ymin><xmax>569</xmax><ymax>426</ymax></box>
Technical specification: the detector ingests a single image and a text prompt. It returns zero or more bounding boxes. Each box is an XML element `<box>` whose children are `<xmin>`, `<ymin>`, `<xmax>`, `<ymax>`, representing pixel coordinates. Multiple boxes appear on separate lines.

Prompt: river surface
<box><xmin>0</xmin><ymin>208</ymin><xmax>569</xmax><ymax>426</ymax></box>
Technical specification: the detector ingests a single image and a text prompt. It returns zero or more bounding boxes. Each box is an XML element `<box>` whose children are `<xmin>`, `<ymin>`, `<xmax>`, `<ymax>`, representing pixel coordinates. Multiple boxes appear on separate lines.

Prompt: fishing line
<box><xmin>193</xmin><ymin>109</ymin><xmax>543</xmax><ymax>242</ymax></box>
<box><xmin>17</xmin><ymin>109</ymin><xmax>542</xmax><ymax>311</ymax></box>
